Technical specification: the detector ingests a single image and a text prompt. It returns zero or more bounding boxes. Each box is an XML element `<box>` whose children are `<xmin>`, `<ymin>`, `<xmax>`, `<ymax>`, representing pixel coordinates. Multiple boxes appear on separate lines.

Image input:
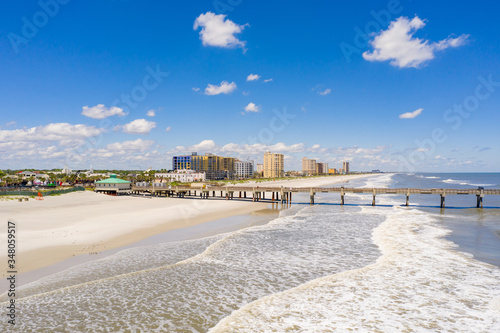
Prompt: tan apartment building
<box><xmin>263</xmin><ymin>152</ymin><xmax>284</xmax><ymax>178</ymax></box>
<box><xmin>302</xmin><ymin>157</ymin><xmax>316</xmax><ymax>175</ymax></box>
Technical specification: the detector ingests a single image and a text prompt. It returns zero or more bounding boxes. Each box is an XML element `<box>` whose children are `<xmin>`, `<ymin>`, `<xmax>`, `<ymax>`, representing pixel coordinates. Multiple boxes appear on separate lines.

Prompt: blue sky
<box><xmin>1</xmin><ymin>0</ymin><xmax>499</xmax><ymax>172</ymax></box>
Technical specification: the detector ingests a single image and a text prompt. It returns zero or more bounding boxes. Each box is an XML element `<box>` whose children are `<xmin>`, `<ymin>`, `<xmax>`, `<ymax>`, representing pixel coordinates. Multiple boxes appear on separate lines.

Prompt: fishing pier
<box><xmin>130</xmin><ymin>185</ymin><xmax>500</xmax><ymax>208</ymax></box>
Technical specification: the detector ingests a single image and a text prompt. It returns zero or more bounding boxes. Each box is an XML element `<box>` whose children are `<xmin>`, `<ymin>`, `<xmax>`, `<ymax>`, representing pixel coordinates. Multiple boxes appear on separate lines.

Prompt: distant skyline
<box><xmin>1</xmin><ymin>1</ymin><xmax>499</xmax><ymax>172</ymax></box>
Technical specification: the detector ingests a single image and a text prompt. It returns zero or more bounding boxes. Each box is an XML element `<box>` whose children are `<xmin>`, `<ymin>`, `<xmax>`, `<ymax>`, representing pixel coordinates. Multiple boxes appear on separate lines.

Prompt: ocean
<box><xmin>1</xmin><ymin>173</ymin><xmax>499</xmax><ymax>332</ymax></box>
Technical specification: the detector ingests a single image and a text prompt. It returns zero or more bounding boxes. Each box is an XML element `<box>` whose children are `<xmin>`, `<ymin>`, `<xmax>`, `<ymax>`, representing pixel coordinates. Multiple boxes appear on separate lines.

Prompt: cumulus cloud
<box><xmin>171</xmin><ymin>140</ymin><xmax>217</xmax><ymax>154</ymax></box>
<box><xmin>244</xmin><ymin>102</ymin><xmax>260</xmax><ymax>113</ymax></box>
<box><xmin>363</xmin><ymin>16</ymin><xmax>469</xmax><ymax>68</ymax></box>
<box><xmin>81</xmin><ymin>104</ymin><xmax>126</xmax><ymax>119</ymax></box>
<box><xmin>119</xmin><ymin>119</ymin><xmax>157</xmax><ymax>134</ymax></box>
<box><xmin>399</xmin><ymin>108</ymin><xmax>423</xmax><ymax>119</ymax></box>
<box><xmin>318</xmin><ymin>88</ymin><xmax>331</xmax><ymax>96</ymax></box>
<box><xmin>204</xmin><ymin>81</ymin><xmax>237</xmax><ymax>95</ymax></box>
<box><xmin>146</xmin><ymin>109</ymin><xmax>156</xmax><ymax>117</ymax></box>
<box><xmin>105</xmin><ymin>139</ymin><xmax>155</xmax><ymax>151</ymax></box>
<box><xmin>247</xmin><ymin>74</ymin><xmax>260</xmax><ymax>81</ymax></box>
<box><xmin>5</xmin><ymin>121</ymin><xmax>16</xmax><ymax>127</ymax></box>
<box><xmin>192</xmin><ymin>87</ymin><xmax>200</xmax><ymax>92</ymax></box>
<box><xmin>165</xmin><ymin>126</ymin><xmax>172</xmax><ymax>132</ymax></box>
<box><xmin>264</xmin><ymin>79</ymin><xmax>273</xmax><ymax>83</ymax></box>
<box><xmin>193</xmin><ymin>12</ymin><xmax>247</xmax><ymax>50</ymax></box>
<box><xmin>0</xmin><ymin>123</ymin><xmax>103</xmax><ymax>142</ymax></box>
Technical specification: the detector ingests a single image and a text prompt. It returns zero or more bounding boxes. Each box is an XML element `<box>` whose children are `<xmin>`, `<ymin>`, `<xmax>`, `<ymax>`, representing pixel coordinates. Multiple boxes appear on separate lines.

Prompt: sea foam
<box><xmin>211</xmin><ymin>206</ymin><xmax>500</xmax><ymax>332</ymax></box>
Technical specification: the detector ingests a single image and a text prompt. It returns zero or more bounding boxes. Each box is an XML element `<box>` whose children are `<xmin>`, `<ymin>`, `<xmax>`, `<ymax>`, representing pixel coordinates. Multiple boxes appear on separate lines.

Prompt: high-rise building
<box><xmin>235</xmin><ymin>160</ymin><xmax>254</xmax><ymax>178</ymax></box>
<box><xmin>302</xmin><ymin>157</ymin><xmax>317</xmax><ymax>175</ymax></box>
<box><xmin>263</xmin><ymin>152</ymin><xmax>284</xmax><ymax>178</ymax></box>
<box><xmin>342</xmin><ymin>161</ymin><xmax>350</xmax><ymax>174</ymax></box>
<box><xmin>316</xmin><ymin>162</ymin><xmax>329</xmax><ymax>174</ymax></box>
<box><xmin>172</xmin><ymin>152</ymin><xmax>235</xmax><ymax>180</ymax></box>
<box><xmin>328</xmin><ymin>168</ymin><xmax>337</xmax><ymax>174</ymax></box>
<box><xmin>256</xmin><ymin>164</ymin><xmax>264</xmax><ymax>176</ymax></box>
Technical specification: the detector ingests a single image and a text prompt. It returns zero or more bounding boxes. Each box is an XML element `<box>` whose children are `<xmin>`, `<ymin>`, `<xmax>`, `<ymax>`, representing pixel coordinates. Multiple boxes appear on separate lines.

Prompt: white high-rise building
<box><xmin>235</xmin><ymin>160</ymin><xmax>254</xmax><ymax>178</ymax></box>
<box><xmin>256</xmin><ymin>164</ymin><xmax>264</xmax><ymax>176</ymax></box>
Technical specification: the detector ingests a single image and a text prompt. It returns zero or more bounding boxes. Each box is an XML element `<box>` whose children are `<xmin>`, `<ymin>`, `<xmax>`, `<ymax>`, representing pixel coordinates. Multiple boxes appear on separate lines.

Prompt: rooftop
<box><xmin>95</xmin><ymin>174</ymin><xmax>131</xmax><ymax>184</ymax></box>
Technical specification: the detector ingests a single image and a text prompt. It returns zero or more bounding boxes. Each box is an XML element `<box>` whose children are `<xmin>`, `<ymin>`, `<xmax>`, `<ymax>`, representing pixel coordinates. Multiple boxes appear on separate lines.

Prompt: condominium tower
<box><xmin>342</xmin><ymin>161</ymin><xmax>350</xmax><ymax>174</ymax></box>
<box><xmin>235</xmin><ymin>160</ymin><xmax>254</xmax><ymax>178</ymax></box>
<box><xmin>302</xmin><ymin>157</ymin><xmax>316</xmax><ymax>175</ymax></box>
<box><xmin>263</xmin><ymin>152</ymin><xmax>284</xmax><ymax>178</ymax></box>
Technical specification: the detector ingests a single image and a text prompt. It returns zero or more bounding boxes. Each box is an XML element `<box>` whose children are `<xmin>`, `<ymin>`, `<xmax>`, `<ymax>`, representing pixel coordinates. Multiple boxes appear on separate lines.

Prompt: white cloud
<box><xmin>105</xmin><ymin>139</ymin><xmax>155</xmax><ymax>151</ymax></box>
<box><xmin>0</xmin><ymin>123</ymin><xmax>103</xmax><ymax>142</ymax></box>
<box><xmin>81</xmin><ymin>104</ymin><xmax>125</xmax><ymax>119</ymax></box>
<box><xmin>192</xmin><ymin>87</ymin><xmax>200</xmax><ymax>92</ymax></box>
<box><xmin>165</xmin><ymin>126</ymin><xmax>172</xmax><ymax>132</ymax></box>
<box><xmin>192</xmin><ymin>139</ymin><xmax>217</xmax><ymax>151</ymax></box>
<box><xmin>204</xmin><ymin>81</ymin><xmax>237</xmax><ymax>95</ymax></box>
<box><xmin>5</xmin><ymin>121</ymin><xmax>16</xmax><ymax>127</ymax></box>
<box><xmin>146</xmin><ymin>109</ymin><xmax>156</xmax><ymax>117</ymax></box>
<box><xmin>264</xmin><ymin>79</ymin><xmax>273</xmax><ymax>83</ymax></box>
<box><xmin>311</xmin><ymin>144</ymin><xmax>321</xmax><ymax>149</ymax></box>
<box><xmin>363</xmin><ymin>16</ymin><xmax>469</xmax><ymax>68</ymax></box>
<box><xmin>247</xmin><ymin>74</ymin><xmax>260</xmax><ymax>81</ymax></box>
<box><xmin>399</xmin><ymin>108</ymin><xmax>423</xmax><ymax>119</ymax></box>
<box><xmin>119</xmin><ymin>119</ymin><xmax>157</xmax><ymax>134</ymax></box>
<box><xmin>193</xmin><ymin>12</ymin><xmax>247</xmax><ymax>49</ymax></box>
<box><xmin>244</xmin><ymin>102</ymin><xmax>260</xmax><ymax>113</ymax></box>
<box><xmin>171</xmin><ymin>140</ymin><xmax>217</xmax><ymax>153</ymax></box>
<box><xmin>318</xmin><ymin>88</ymin><xmax>331</xmax><ymax>96</ymax></box>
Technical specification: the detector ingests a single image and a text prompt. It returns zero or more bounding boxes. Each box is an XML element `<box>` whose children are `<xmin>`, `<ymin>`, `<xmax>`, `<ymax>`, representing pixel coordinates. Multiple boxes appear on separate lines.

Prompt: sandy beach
<box><xmin>0</xmin><ymin>174</ymin><xmax>375</xmax><ymax>278</ymax></box>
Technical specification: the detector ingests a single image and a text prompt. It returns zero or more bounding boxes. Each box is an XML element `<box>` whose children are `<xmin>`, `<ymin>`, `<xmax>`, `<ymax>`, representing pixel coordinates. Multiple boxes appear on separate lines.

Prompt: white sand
<box><xmin>0</xmin><ymin>174</ymin><xmax>376</xmax><ymax>274</ymax></box>
<box><xmin>0</xmin><ymin>192</ymin><xmax>266</xmax><ymax>274</ymax></box>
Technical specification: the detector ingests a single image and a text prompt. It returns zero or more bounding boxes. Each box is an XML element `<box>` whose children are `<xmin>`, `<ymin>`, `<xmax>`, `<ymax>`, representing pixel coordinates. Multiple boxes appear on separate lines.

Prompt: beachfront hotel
<box><xmin>172</xmin><ymin>152</ymin><xmax>235</xmax><ymax>180</ymax></box>
<box><xmin>263</xmin><ymin>152</ymin><xmax>284</xmax><ymax>178</ymax></box>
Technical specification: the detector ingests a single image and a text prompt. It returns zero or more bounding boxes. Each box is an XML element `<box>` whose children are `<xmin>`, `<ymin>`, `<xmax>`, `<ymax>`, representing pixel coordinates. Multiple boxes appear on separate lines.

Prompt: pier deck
<box><xmin>129</xmin><ymin>185</ymin><xmax>500</xmax><ymax>208</ymax></box>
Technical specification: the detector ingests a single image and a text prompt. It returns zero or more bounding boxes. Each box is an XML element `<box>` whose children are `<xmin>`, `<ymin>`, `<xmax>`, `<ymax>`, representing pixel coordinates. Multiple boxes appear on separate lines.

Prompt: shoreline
<box><xmin>0</xmin><ymin>195</ymin><xmax>268</xmax><ymax>277</ymax></box>
<box><xmin>0</xmin><ymin>174</ymin><xmax>377</xmax><ymax>288</ymax></box>
<box><xmin>10</xmin><ymin>206</ymin><xmax>282</xmax><ymax>290</ymax></box>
